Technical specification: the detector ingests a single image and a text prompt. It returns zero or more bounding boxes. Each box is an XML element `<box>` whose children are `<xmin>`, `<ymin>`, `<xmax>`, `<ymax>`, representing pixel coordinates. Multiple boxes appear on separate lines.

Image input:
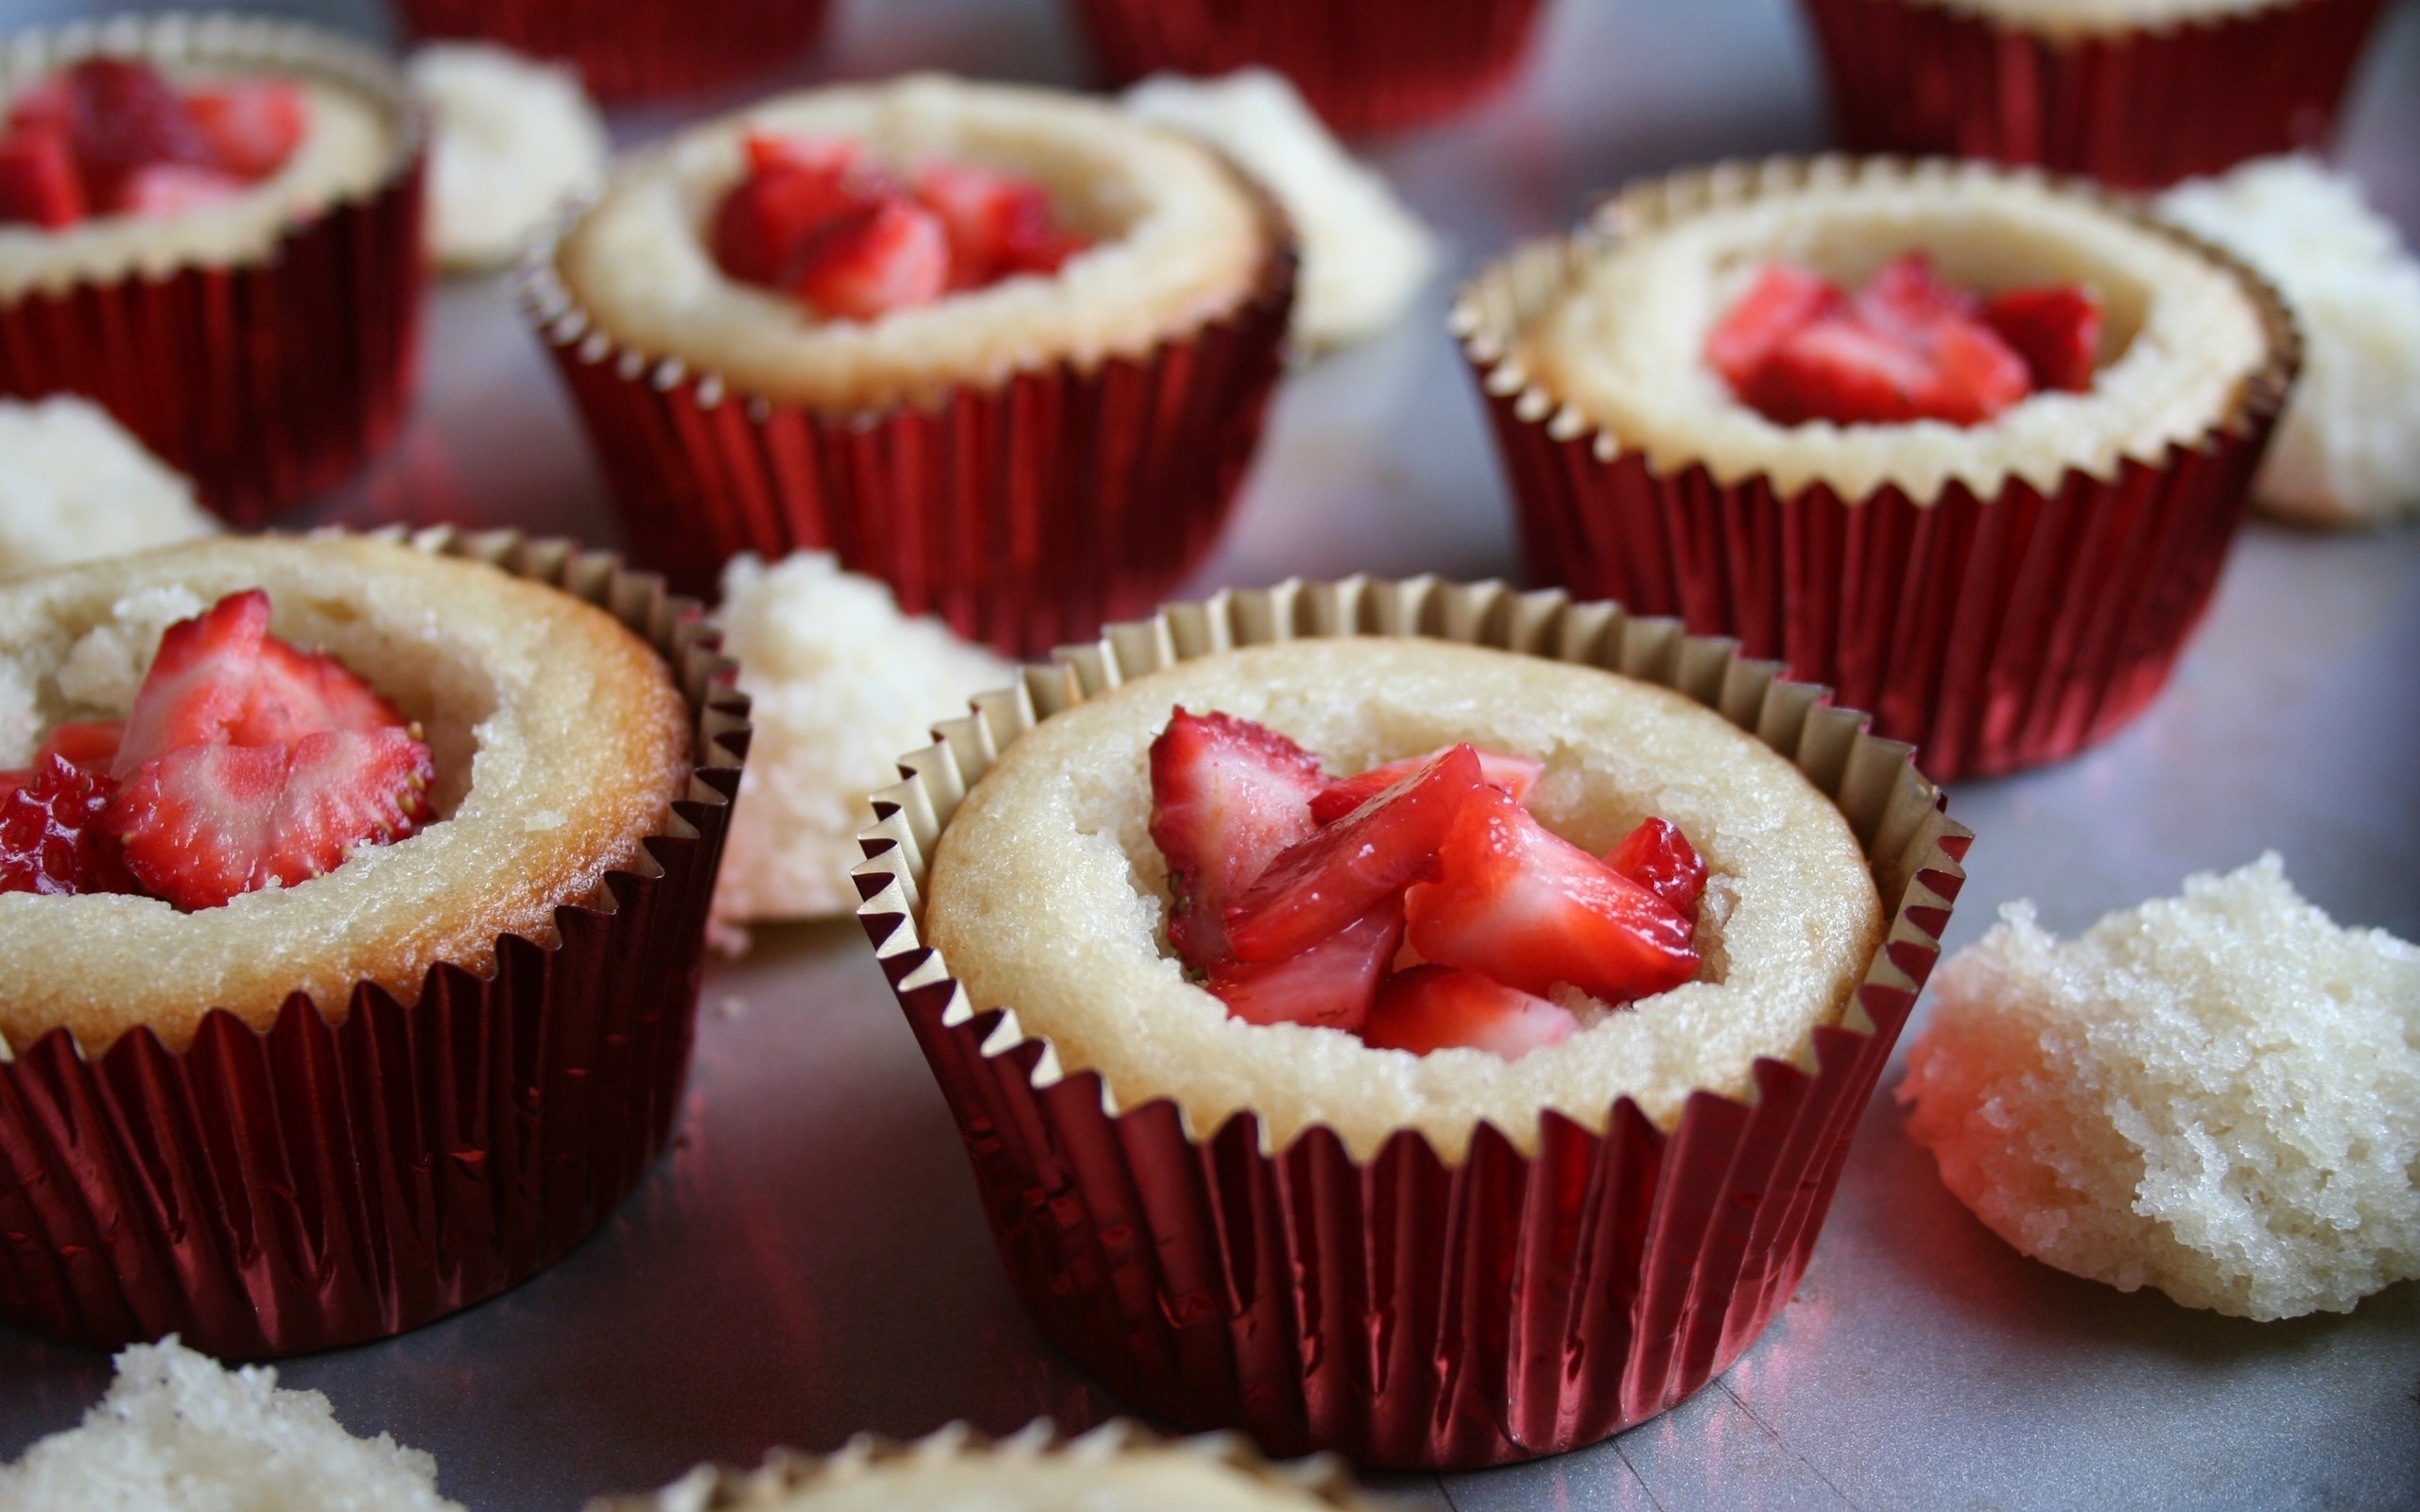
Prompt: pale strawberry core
<box><xmin>0</xmin><ymin>59</ymin><xmax>308</xmax><ymax>229</ymax></box>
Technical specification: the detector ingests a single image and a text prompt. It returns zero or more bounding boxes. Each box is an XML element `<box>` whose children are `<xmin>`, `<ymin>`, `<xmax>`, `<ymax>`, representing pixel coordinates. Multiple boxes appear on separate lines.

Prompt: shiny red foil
<box><xmin>533</xmin><ymin>250</ymin><xmax>1296</xmax><ymax>658</ymax></box>
<box><xmin>397</xmin><ymin>0</ymin><xmax>835</xmax><ymax>101</ymax></box>
<box><xmin>1799</xmin><ymin>0</ymin><xmax>2392</xmax><ymax>188</ymax></box>
<box><xmin>1065</xmin><ymin>0</ymin><xmax>1546</xmax><ymax>136</ymax></box>
<box><xmin>0</xmin><ymin>157</ymin><xmax>427</xmax><ymax>530</ymax></box>
<box><xmin>0</xmin><ymin>535</ymin><xmax>749</xmax><ymax>1360</ymax></box>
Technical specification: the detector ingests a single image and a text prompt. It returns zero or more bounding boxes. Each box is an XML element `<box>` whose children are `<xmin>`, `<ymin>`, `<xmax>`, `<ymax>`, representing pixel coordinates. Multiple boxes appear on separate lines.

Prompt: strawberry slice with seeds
<box><xmin>1149</xmin><ymin>709</ymin><xmax>1326</xmax><ymax>968</ymax></box>
<box><xmin>792</xmin><ymin>197</ymin><xmax>951</xmax><ymax>320</ymax></box>
<box><xmin>110</xmin><ymin>727</ymin><xmax>434</xmax><ymax>911</ymax></box>
<box><xmin>713</xmin><ymin>135</ymin><xmax>876</xmax><ymax>288</ymax></box>
<box><xmin>59</xmin><ymin>58</ymin><xmax>213</xmax><ymax>209</ymax></box>
<box><xmin>1404</xmin><ymin>787</ymin><xmax>1698</xmax><ymax>1003</ymax></box>
<box><xmin>33</xmin><ymin>720</ymin><xmax>124</xmax><ymax>777</ymax></box>
<box><xmin>1309</xmin><ymin>746</ymin><xmax>1544</xmax><ymax>826</ymax></box>
<box><xmin>112</xmin><ymin>161</ymin><xmax>249</xmax><ymax>216</ymax></box>
<box><xmin>1604</xmin><ymin>816</ymin><xmax>1707</xmax><ymax>917</ymax></box>
<box><xmin>0</xmin><ymin>129</ymin><xmax>86</xmax><ymax>228</ymax></box>
<box><xmin>913</xmin><ymin>161</ymin><xmax>1070</xmax><ymax>288</ymax></box>
<box><xmin>1205</xmin><ymin>896</ymin><xmax>1404</xmax><ymax>1032</ymax></box>
<box><xmin>1982</xmin><ymin>285</ymin><xmax>2100</xmax><ymax>393</ymax></box>
<box><xmin>1705</xmin><ymin>263</ymin><xmax>1840</xmax><ymax>390</ymax></box>
<box><xmin>1360</xmin><ymin>966</ymin><xmax>1579</xmax><ymax>1060</ymax></box>
<box><xmin>1225</xmin><ymin>744</ymin><xmax>1488</xmax><ymax>965</ymax></box>
<box><xmin>183</xmin><ymin>79</ymin><xmax>307</xmax><ymax>180</ymax></box>
<box><xmin>1</xmin><ymin>752</ymin><xmax>132</xmax><ymax>896</ymax></box>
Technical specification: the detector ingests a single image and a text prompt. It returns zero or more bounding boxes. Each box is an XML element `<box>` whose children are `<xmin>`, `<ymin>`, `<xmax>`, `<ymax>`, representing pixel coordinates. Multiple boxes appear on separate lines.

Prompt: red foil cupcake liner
<box><xmin>395</xmin><ymin>0</ymin><xmax>835</xmax><ymax>103</ymax></box>
<box><xmin>1065</xmin><ymin>0</ymin><xmax>1547</xmax><ymax>136</ymax></box>
<box><xmin>854</xmin><ymin>576</ymin><xmax>1971</xmax><ymax>1469</ymax></box>
<box><xmin>0</xmin><ymin>15</ymin><xmax>429</xmax><ymax>528</ymax></box>
<box><xmin>0</xmin><ymin>530</ymin><xmax>751</xmax><ymax>1360</ymax></box>
<box><xmin>522</xmin><ymin>211</ymin><xmax>1297</xmax><ymax>660</ymax></box>
<box><xmin>1797</xmin><ymin>0</ymin><xmax>2393</xmax><ymax>189</ymax></box>
<box><xmin>1454</xmin><ymin>159</ymin><xmax>2301</xmax><ymax>784</ymax></box>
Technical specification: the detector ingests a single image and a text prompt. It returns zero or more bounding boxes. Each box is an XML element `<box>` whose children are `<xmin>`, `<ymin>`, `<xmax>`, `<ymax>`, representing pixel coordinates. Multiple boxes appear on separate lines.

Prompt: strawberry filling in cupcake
<box><xmin>0</xmin><ymin>588</ymin><xmax>431</xmax><ymax>908</ymax></box>
<box><xmin>0</xmin><ymin>59</ymin><xmax>308</xmax><ymax>227</ymax></box>
<box><xmin>1706</xmin><ymin>253</ymin><xmax>2100</xmax><ymax>427</ymax></box>
<box><xmin>710</xmin><ymin>132</ymin><xmax>1091</xmax><ymax>321</ymax></box>
<box><xmin>1150</xmin><ymin>709</ymin><xmax>1705</xmax><ymax>1058</ymax></box>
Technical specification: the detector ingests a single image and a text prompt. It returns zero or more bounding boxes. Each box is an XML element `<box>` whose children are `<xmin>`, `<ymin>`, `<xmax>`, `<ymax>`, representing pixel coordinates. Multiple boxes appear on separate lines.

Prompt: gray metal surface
<box><xmin>3</xmin><ymin>1</ymin><xmax>2417</xmax><ymax>1508</ymax></box>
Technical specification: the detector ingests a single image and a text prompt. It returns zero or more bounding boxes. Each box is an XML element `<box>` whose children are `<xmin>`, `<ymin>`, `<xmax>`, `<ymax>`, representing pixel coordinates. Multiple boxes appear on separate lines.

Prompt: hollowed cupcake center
<box><xmin>0</xmin><ymin>58</ymin><xmax>307</xmax><ymax>229</ymax></box>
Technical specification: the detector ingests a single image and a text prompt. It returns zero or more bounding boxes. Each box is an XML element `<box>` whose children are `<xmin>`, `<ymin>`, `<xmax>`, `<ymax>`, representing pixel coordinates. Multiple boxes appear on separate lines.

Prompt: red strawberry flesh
<box><xmin>1205</xmin><ymin>896</ymin><xmax>1404</xmax><ymax>1032</ymax></box>
<box><xmin>59</xmin><ymin>58</ymin><xmax>214</xmax><ymax>209</ymax></box>
<box><xmin>1983</xmin><ymin>285</ymin><xmax>2101</xmax><ymax>392</ymax></box>
<box><xmin>1404</xmin><ymin>787</ymin><xmax>1698</xmax><ymax>1003</ymax></box>
<box><xmin>712</xmin><ymin>136</ymin><xmax>879</xmax><ymax>289</ymax></box>
<box><xmin>1</xmin><ymin>752</ymin><xmax>131</xmax><ymax>896</ymax></box>
<box><xmin>1604</xmin><ymin>816</ymin><xmax>1707</xmax><ymax>917</ymax></box>
<box><xmin>1224</xmin><ymin>744</ymin><xmax>1488</xmax><ymax>965</ymax></box>
<box><xmin>1360</xmin><ymin>966</ymin><xmax>1579</xmax><ymax>1060</ymax></box>
<box><xmin>182</xmin><ymin>80</ymin><xmax>306</xmax><ymax>180</ymax></box>
<box><xmin>112</xmin><ymin>161</ymin><xmax>248</xmax><ymax>216</ymax></box>
<box><xmin>1149</xmin><ymin>709</ymin><xmax>1325</xmax><ymax>968</ymax></box>
<box><xmin>1706</xmin><ymin>262</ymin><xmax>1840</xmax><ymax>390</ymax></box>
<box><xmin>1309</xmin><ymin>747</ymin><xmax>1544</xmax><ymax>826</ymax></box>
<box><xmin>792</xmin><ymin>196</ymin><xmax>950</xmax><ymax>320</ymax></box>
<box><xmin>0</xmin><ymin>129</ymin><xmax>86</xmax><ymax>228</ymax></box>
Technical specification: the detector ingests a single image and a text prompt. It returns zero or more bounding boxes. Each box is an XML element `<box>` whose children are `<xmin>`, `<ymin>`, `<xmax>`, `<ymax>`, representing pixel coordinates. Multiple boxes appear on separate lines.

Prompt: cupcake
<box><xmin>594</xmin><ymin>1420</ymin><xmax>1378</xmax><ymax>1512</ymax></box>
<box><xmin>1455</xmin><ymin>156</ymin><xmax>2297</xmax><ymax>782</ymax></box>
<box><xmin>1065</xmin><ymin>0</ymin><xmax>1548</xmax><ymax>136</ymax></box>
<box><xmin>1796</xmin><ymin>0</ymin><xmax>2394</xmax><ymax>189</ymax></box>
<box><xmin>0</xmin><ymin>530</ymin><xmax>748</xmax><ymax>1358</ymax></box>
<box><xmin>0</xmin><ymin>14</ymin><xmax>427</xmax><ymax>526</ymax></box>
<box><xmin>396</xmin><ymin>0</ymin><xmax>835</xmax><ymax>104</ymax></box>
<box><xmin>525</xmin><ymin>74</ymin><xmax>1296</xmax><ymax>656</ymax></box>
<box><xmin>855</xmin><ymin>576</ymin><xmax>1969</xmax><ymax>1467</ymax></box>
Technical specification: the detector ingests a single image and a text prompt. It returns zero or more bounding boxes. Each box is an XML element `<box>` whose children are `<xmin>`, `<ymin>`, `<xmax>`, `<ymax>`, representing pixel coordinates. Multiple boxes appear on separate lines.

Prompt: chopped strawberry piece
<box><xmin>1705</xmin><ymin>263</ymin><xmax>1840</xmax><ymax>389</ymax></box>
<box><xmin>110</xmin><ymin>727</ymin><xmax>433</xmax><ymax>911</ymax></box>
<box><xmin>58</xmin><ymin>59</ymin><xmax>213</xmax><ymax>209</ymax></box>
<box><xmin>183</xmin><ymin>79</ymin><xmax>306</xmax><ymax>180</ymax></box>
<box><xmin>1149</xmin><ymin>709</ymin><xmax>1326</xmax><ymax>968</ymax></box>
<box><xmin>1852</xmin><ymin>252</ymin><xmax>1981</xmax><ymax>335</ymax></box>
<box><xmin>112</xmin><ymin>161</ymin><xmax>249</xmax><ymax>216</ymax></box>
<box><xmin>791</xmin><ymin>197</ymin><xmax>950</xmax><ymax>320</ymax></box>
<box><xmin>1921</xmin><ymin>318</ymin><xmax>2033</xmax><ymax>425</ymax></box>
<box><xmin>6</xmin><ymin>77</ymin><xmax>71</xmax><ymax>140</ymax></box>
<box><xmin>914</xmin><ymin>160</ymin><xmax>1064</xmax><ymax>288</ymax></box>
<box><xmin>1309</xmin><ymin>746</ymin><xmax>1544</xmax><ymax>826</ymax></box>
<box><xmin>1982</xmin><ymin>285</ymin><xmax>2101</xmax><ymax>392</ymax></box>
<box><xmin>0</xmin><ymin>129</ymin><xmax>85</xmax><ymax>228</ymax></box>
<box><xmin>1404</xmin><ymin>787</ymin><xmax>1698</xmax><ymax>1004</ymax></box>
<box><xmin>1604</xmin><ymin>816</ymin><xmax>1707</xmax><ymax>917</ymax></box>
<box><xmin>745</xmin><ymin>131</ymin><xmax>860</xmax><ymax>178</ymax></box>
<box><xmin>1360</xmin><ymin>966</ymin><xmax>1579</xmax><ymax>1061</ymax></box>
<box><xmin>34</xmin><ymin>721</ymin><xmax>124</xmax><ymax>777</ymax></box>
<box><xmin>2</xmin><ymin>753</ymin><xmax>133</xmax><ymax>896</ymax></box>
<box><xmin>1205</xmin><ymin>896</ymin><xmax>1404</xmax><ymax>1032</ymax></box>
<box><xmin>1000</xmin><ymin>228</ymin><xmax>1087</xmax><ymax>276</ymax></box>
<box><xmin>1225</xmin><ymin>744</ymin><xmax>1488</xmax><ymax>965</ymax></box>
<box><xmin>1747</xmin><ymin>318</ymin><xmax>1938</xmax><ymax>426</ymax></box>
<box><xmin>713</xmin><ymin>134</ymin><xmax>884</xmax><ymax>289</ymax></box>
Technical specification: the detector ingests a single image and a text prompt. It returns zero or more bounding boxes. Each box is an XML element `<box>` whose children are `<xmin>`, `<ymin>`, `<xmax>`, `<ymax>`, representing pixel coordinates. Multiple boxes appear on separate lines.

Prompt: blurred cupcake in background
<box><xmin>0</xmin><ymin>395</ymin><xmax>216</xmax><ymax>579</ymax></box>
<box><xmin>407</xmin><ymin>42</ymin><xmax>607</xmax><ymax>274</ymax></box>
<box><xmin>394</xmin><ymin>0</ymin><xmax>835</xmax><ymax>103</ymax></box>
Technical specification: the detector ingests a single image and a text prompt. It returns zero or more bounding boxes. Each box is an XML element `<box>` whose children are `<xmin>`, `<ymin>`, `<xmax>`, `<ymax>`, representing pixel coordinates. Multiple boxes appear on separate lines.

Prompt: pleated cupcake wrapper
<box><xmin>588</xmin><ymin>1418</ymin><xmax>1386</xmax><ymax>1511</ymax></box>
<box><xmin>394</xmin><ymin>0</ymin><xmax>836</xmax><ymax>103</ymax></box>
<box><xmin>0</xmin><ymin>528</ymin><xmax>751</xmax><ymax>1361</ymax></box>
<box><xmin>853</xmin><ymin>576</ymin><xmax>1970</xmax><ymax>1469</ymax></box>
<box><xmin>0</xmin><ymin>14</ymin><xmax>429</xmax><ymax>527</ymax></box>
<box><xmin>1798</xmin><ymin>0</ymin><xmax>2392</xmax><ymax>189</ymax></box>
<box><xmin>1452</xmin><ymin>156</ymin><xmax>2301</xmax><ymax>785</ymax></box>
<box><xmin>1064</xmin><ymin>0</ymin><xmax>1546</xmax><ymax>136</ymax></box>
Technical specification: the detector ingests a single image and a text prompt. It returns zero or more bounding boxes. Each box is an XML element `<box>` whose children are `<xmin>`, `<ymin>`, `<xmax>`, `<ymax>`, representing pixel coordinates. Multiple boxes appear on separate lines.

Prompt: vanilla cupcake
<box><xmin>1456</xmin><ymin>156</ymin><xmax>2296</xmax><ymax>781</ymax></box>
<box><xmin>526</xmin><ymin>74</ymin><xmax>1296</xmax><ymax>654</ymax></box>
<box><xmin>856</xmin><ymin>576</ymin><xmax>1968</xmax><ymax>1467</ymax></box>
<box><xmin>0</xmin><ymin>15</ymin><xmax>426</xmax><ymax>524</ymax></box>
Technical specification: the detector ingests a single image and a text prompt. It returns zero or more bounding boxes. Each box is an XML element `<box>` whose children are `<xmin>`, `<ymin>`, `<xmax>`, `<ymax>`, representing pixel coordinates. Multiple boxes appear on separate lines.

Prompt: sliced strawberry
<box><xmin>1205</xmin><ymin>896</ymin><xmax>1403</xmax><ymax>1032</ymax></box>
<box><xmin>1000</xmin><ymin>228</ymin><xmax>1087</xmax><ymax>276</ymax></box>
<box><xmin>1225</xmin><ymin>744</ymin><xmax>1488</xmax><ymax>965</ymax></box>
<box><xmin>1149</xmin><ymin>709</ymin><xmax>1325</xmax><ymax>968</ymax></box>
<box><xmin>791</xmin><ymin>197</ymin><xmax>950</xmax><ymax>320</ymax></box>
<box><xmin>1982</xmin><ymin>285</ymin><xmax>2100</xmax><ymax>393</ymax></box>
<box><xmin>235</xmin><ymin>638</ymin><xmax>408</xmax><ymax>747</ymax></box>
<box><xmin>913</xmin><ymin>160</ymin><xmax>1067</xmax><ymax>289</ymax></box>
<box><xmin>183</xmin><ymin>79</ymin><xmax>306</xmax><ymax>181</ymax></box>
<box><xmin>1360</xmin><ymin>966</ymin><xmax>1579</xmax><ymax>1061</ymax></box>
<box><xmin>0</xmin><ymin>129</ymin><xmax>85</xmax><ymax>228</ymax></box>
<box><xmin>1604</xmin><ymin>816</ymin><xmax>1706</xmax><ymax>918</ymax></box>
<box><xmin>33</xmin><ymin>720</ymin><xmax>124</xmax><ymax>777</ymax></box>
<box><xmin>112</xmin><ymin>161</ymin><xmax>249</xmax><ymax>216</ymax></box>
<box><xmin>1748</xmin><ymin>318</ymin><xmax>1939</xmax><ymax>426</ymax></box>
<box><xmin>1404</xmin><ymin>787</ymin><xmax>1698</xmax><ymax>1004</ymax></box>
<box><xmin>2</xmin><ymin>752</ymin><xmax>133</xmax><ymax>896</ymax></box>
<box><xmin>6</xmin><ymin>77</ymin><xmax>70</xmax><ymax>140</ymax></box>
<box><xmin>110</xmin><ymin>727</ymin><xmax>433</xmax><ymax>911</ymax></box>
<box><xmin>1852</xmin><ymin>252</ymin><xmax>1980</xmax><ymax>335</ymax></box>
<box><xmin>712</xmin><ymin>141</ymin><xmax>877</xmax><ymax>289</ymax></box>
<box><xmin>1705</xmin><ymin>263</ymin><xmax>1840</xmax><ymax>390</ymax></box>
<box><xmin>1309</xmin><ymin>747</ymin><xmax>1544</xmax><ymax>827</ymax></box>
<box><xmin>59</xmin><ymin>59</ymin><xmax>213</xmax><ymax>209</ymax></box>
<box><xmin>745</xmin><ymin>131</ymin><xmax>860</xmax><ymax>179</ymax></box>
<box><xmin>1920</xmin><ymin>318</ymin><xmax>2031</xmax><ymax>425</ymax></box>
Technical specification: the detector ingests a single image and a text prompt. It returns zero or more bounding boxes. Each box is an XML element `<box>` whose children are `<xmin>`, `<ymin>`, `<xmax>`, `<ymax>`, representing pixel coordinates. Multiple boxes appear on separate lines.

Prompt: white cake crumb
<box><xmin>0</xmin><ymin>397</ymin><xmax>218</xmax><ymax>580</ymax></box>
<box><xmin>710</xmin><ymin>552</ymin><xmax>1012</xmax><ymax>943</ymax></box>
<box><xmin>2158</xmin><ymin>157</ymin><xmax>2420</xmax><ymax>527</ymax></box>
<box><xmin>407</xmin><ymin>43</ymin><xmax>609</xmax><ymax>273</ymax></box>
<box><xmin>0</xmin><ymin>1335</ymin><xmax>464</xmax><ymax>1511</ymax></box>
<box><xmin>1899</xmin><ymin>853</ymin><xmax>2420</xmax><ymax>1320</ymax></box>
<box><xmin>52</xmin><ymin>584</ymin><xmax>210</xmax><ymax>718</ymax></box>
<box><xmin>1123</xmin><ymin>69</ymin><xmax>1437</xmax><ymax>352</ymax></box>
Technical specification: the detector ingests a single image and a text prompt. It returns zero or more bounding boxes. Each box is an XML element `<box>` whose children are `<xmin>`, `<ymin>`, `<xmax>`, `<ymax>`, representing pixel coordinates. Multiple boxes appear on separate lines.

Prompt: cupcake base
<box><xmin>855</xmin><ymin>576</ymin><xmax>1970</xmax><ymax>1468</ymax></box>
<box><xmin>0</xmin><ymin>531</ymin><xmax>749</xmax><ymax>1360</ymax></box>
